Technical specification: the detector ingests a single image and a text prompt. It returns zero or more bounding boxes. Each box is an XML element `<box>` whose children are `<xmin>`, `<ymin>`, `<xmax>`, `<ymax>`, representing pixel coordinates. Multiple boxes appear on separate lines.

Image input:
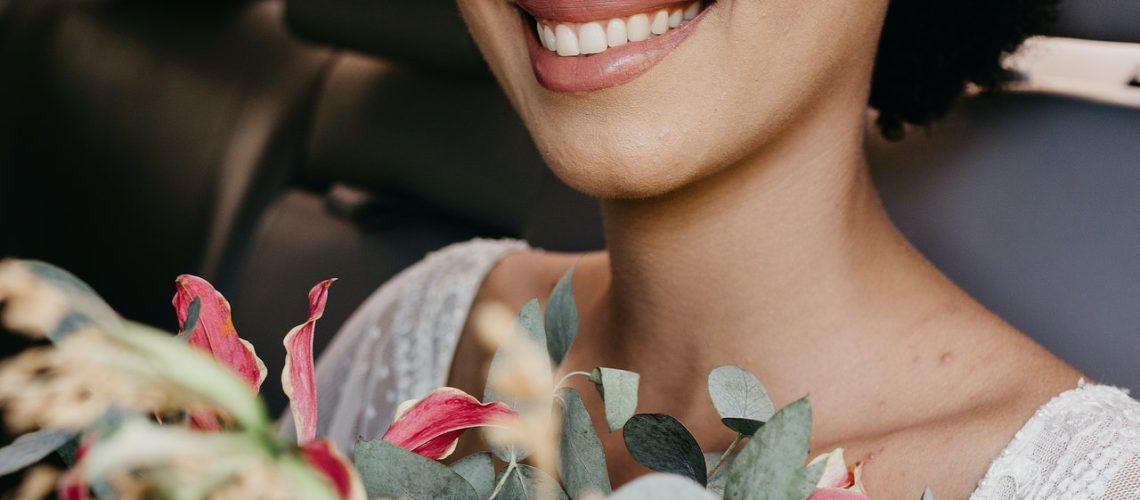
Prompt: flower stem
<box><xmin>556</xmin><ymin>371</ymin><xmax>594</xmax><ymax>389</ymax></box>
<box><xmin>488</xmin><ymin>460</ymin><xmax>518</xmax><ymax>500</ymax></box>
<box><xmin>707</xmin><ymin>433</ymin><xmax>744</xmax><ymax>478</ymax></box>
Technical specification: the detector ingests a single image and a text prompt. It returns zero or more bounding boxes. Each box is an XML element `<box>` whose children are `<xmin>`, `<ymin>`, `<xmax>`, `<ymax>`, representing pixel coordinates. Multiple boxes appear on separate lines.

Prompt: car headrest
<box><xmin>1051</xmin><ymin>0</ymin><xmax>1140</xmax><ymax>43</ymax></box>
<box><xmin>284</xmin><ymin>0</ymin><xmax>487</xmax><ymax>75</ymax></box>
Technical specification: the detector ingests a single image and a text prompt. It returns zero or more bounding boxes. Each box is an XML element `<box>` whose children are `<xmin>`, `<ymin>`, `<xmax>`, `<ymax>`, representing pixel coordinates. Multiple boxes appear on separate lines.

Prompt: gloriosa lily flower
<box><xmin>171</xmin><ymin>276</ymin><xmax>367</xmax><ymax>499</ymax></box>
<box><xmin>808</xmin><ymin>448</ymin><xmax>869</xmax><ymax>500</ymax></box>
<box><xmin>173</xmin><ymin>275</ymin><xmax>267</xmax><ymax>391</ymax></box>
<box><xmin>300</xmin><ymin>439</ymin><xmax>368</xmax><ymax>500</ymax></box>
<box><xmin>282</xmin><ymin>279</ymin><xmax>336</xmax><ymax>444</ymax></box>
<box><xmin>382</xmin><ymin>387</ymin><xmax>518</xmax><ymax>460</ymax></box>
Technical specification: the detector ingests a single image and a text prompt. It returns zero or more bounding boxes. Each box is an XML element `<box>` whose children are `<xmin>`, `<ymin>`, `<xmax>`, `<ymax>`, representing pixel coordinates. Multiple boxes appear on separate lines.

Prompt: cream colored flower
<box><xmin>0</xmin><ymin>261</ymin><xmax>68</xmax><ymax>339</ymax></box>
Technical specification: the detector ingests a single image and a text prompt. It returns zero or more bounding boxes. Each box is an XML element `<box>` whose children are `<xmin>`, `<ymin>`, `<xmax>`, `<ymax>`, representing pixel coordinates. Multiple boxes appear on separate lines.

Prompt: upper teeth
<box><xmin>536</xmin><ymin>2</ymin><xmax>703</xmax><ymax>57</ymax></box>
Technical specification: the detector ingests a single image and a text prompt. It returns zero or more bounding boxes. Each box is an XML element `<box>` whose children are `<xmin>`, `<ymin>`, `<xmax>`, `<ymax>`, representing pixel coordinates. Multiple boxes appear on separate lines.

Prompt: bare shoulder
<box><xmin>474</xmin><ymin>247</ymin><xmax>609</xmax><ymax>312</ymax></box>
<box><xmin>447</xmin><ymin>247</ymin><xmax>604</xmax><ymax>379</ymax></box>
<box><xmin>854</xmin><ymin>348</ymin><xmax>1084</xmax><ymax>499</ymax></box>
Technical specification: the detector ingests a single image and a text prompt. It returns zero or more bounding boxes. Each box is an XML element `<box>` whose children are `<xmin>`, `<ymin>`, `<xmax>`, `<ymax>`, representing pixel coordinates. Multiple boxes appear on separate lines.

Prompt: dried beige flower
<box><xmin>472</xmin><ymin>301</ymin><xmax>561</xmax><ymax>484</ymax></box>
<box><xmin>0</xmin><ymin>331</ymin><xmax>209</xmax><ymax>433</ymax></box>
<box><xmin>11</xmin><ymin>465</ymin><xmax>59</xmax><ymax>500</ymax></box>
<box><xmin>0</xmin><ymin>261</ymin><xmax>68</xmax><ymax>339</ymax></box>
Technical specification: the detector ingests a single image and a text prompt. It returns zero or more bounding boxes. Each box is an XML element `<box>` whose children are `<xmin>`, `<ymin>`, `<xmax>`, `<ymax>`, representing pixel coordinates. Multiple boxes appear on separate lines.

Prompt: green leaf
<box><xmin>705</xmin><ymin>451</ymin><xmax>739</xmax><ymax>497</ymax></box>
<box><xmin>724</xmin><ymin>397</ymin><xmax>813</xmax><ymax>500</ymax></box>
<box><xmin>800</xmin><ymin>458</ymin><xmax>827</xmax><ymax>498</ymax></box>
<box><xmin>176</xmin><ymin>297</ymin><xmax>201</xmax><ymax>341</ymax></box>
<box><xmin>493</xmin><ymin>464</ymin><xmax>570</xmax><ymax>500</ymax></box>
<box><xmin>545</xmin><ymin>264</ymin><xmax>579</xmax><ymax>365</ymax></box>
<box><xmin>708</xmin><ymin>366</ymin><xmax>775</xmax><ymax>436</ymax></box>
<box><xmin>609</xmin><ymin>473</ymin><xmax>719</xmax><ymax>500</ymax></box>
<box><xmin>116</xmin><ymin>322</ymin><xmax>269</xmax><ymax>436</ymax></box>
<box><xmin>354</xmin><ymin>440</ymin><xmax>478</xmax><ymax>500</ymax></box>
<box><xmin>483</xmin><ymin>299</ymin><xmax>553</xmax><ymax>462</ymax></box>
<box><xmin>557</xmin><ymin>388</ymin><xmax>611</xmax><ymax>496</ymax></box>
<box><xmin>922</xmin><ymin>487</ymin><xmax>935</xmax><ymax>500</ymax></box>
<box><xmin>116</xmin><ymin>324</ymin><xmax>264</xmax><ymax>428</ymax></box>
<box><xmin>517</xmin><ymin>298</ymin><xmax>546</xmax><ymax>344</ymax></box>
<box><xmin>590</xmin><ymin>367</ymin><xmax>640</xmax><ymax>432</ymax></box>
<box><xmin>450</xmin><ymin>453</ymin><xmax>495</xmax><ymax>499</ymax></box>
<box><xmin>623</xmin><ymin>414</ymin><xmax>707</xmax><ymax>486</ymax></box>
<box><xmin>0</xmin><ymin>430</ymin><xmax>73</xmax><ymax>475</ymax></box>
<box><xmin>83</xmin><ymin>419</ymin><xmax>289</xmax><ymax>500</ymax></box>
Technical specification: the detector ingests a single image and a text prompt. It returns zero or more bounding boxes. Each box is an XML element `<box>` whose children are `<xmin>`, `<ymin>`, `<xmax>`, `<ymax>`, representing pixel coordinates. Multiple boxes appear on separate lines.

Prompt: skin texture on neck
<box><xmin>552</xmin><ymin>65</ymin><xmax>1080</xmax><ymax>496</ymax></box>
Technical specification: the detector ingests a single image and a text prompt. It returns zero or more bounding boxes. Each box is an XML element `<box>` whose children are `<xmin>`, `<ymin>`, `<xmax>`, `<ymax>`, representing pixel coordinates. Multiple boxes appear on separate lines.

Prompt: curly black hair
<box><xmin>869</xmin><ymin>0</ymin><xmax>1059</xmax><ymax>139</ymax></box>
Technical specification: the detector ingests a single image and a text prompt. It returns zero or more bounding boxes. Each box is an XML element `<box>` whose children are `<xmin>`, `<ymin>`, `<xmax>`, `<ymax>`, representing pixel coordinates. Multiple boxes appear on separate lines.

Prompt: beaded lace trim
<box><xmin>294</xmin><ymin>238</ymin><xmax>1140</xmax><ymax>499</ymax></box>
<box><xmin>971</xmin><ymin>381</ymin><xmax>1140</xmax><ymax>499</ymax></box>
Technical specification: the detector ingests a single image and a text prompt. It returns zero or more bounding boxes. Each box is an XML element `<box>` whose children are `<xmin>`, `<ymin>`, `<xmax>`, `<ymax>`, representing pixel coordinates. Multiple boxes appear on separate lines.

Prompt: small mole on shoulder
<box><xmin>938</xmin><ymin>352</ymin><xmax>953</xmax><ymax>366</ymax></box>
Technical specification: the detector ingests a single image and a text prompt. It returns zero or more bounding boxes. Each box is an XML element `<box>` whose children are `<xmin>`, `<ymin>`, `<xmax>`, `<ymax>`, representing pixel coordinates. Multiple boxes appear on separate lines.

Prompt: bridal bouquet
<box><xmin>0</xmin><ymin>259</ymin><xmax>931</xmax><ymax>499</ymax></box>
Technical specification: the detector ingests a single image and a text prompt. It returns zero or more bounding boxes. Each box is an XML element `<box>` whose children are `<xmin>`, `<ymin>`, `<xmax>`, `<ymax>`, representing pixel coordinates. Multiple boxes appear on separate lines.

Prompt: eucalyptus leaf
<box><xmin>176</xmin><ymin>297</ymin><xmax>201</xmax><ymax>342</ymax></box>
<box><xmin>517</xmin><ymin>298</ymin><xmax>546</xmax><ymax>344</ymax></box>
<box><xmin>708</xmin><ymin>366</ymin><xmax>774</xmax><ymax>436</ymax></box>
<box><xmin>0</xmin><ymin>430</ymin><xmax>73</xmax><ymax>475</ymax></box>
<box><xmin>705</xmin><ymin>451</ymin><xmax>738</xmax><ymax>497</ymax></box>
<box><xmin>623</xmin><ymin>414</ymin><xmax>707</xmax><ymax>486</ymax></box>
<box><xmin>800</xmin><ymin>458</ymin><xmax>827</xmax><ymax>498</ymax></box>
<box><xmin>483</xmin><ymin>299</ymin><xmax>552</xmax><ymax>462</ymax></box>
<box><xmin>354</xmin><ymin>440</ymin><xmax>478</xmax><ymax>500</ymax></box>
<box><xmin>545</xmin><ymin>264</ymin><xmax>579</xmax><ymax>365</ymax></box>
<box><xmin>724</xmin><ymin>397</ymin><xmax>813</xmax><ymax>500</ymax></box>
<box><xmin>557</xmin><ymin>388</ymin><xmax>612</xmax><ymax>496</ymax></box>
<box><xmin>493</xmin><ymin>464</ymin><xmax>569</xmax><ymax>500</ymax></box>
<box><xmin>450</xmin><ymin>453</ymin><xmax>495</xmax><ymax>498</ymax></box>
<box><xmin>721</xmin><ymin>418</ymin><xmax>765</xmax><ymax>436</ymax></box>
<box><xmin>590</xmin><ymin>367</ymin><xmax>640</xmax><ymax>432</ymax></box>
<box><xmin>609</xmin><ymin>473</ymin><xmax>719</xmax><ymax>500</ymax></box>
<box><xmin>922</xmin><ymin>487</ymin><xmax>935</xmax><ymax>500</ymax></box>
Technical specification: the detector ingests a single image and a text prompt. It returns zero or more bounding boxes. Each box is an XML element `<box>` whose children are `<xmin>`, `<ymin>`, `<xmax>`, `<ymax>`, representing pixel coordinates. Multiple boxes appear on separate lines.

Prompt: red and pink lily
<box><xmin>808</xmin><ymin>448</ymin><xmax>869</xmax><ymax>500</ymax></box>
<box><xmin>381</xmin><ymin>387</ymin><xmax>516</xmax><ymax>460</ymax></box>
<box><xmin>165</xmin><ymin>275</ymin><xmax>518</xmax><ymax>498</ymax></box>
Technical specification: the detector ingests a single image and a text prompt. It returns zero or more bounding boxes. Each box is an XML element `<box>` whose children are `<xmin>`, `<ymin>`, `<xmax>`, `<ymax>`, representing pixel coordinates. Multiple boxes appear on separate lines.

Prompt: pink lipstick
<box><xmin>517</xmin><ymin>0</ymin><xmax>715</xmax><ymax>93</ymax></box>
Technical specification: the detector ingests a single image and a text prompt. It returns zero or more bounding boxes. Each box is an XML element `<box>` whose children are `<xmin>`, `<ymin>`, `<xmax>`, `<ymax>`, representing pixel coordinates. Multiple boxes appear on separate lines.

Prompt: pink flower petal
<box><xmin>300</xmin><ymin>439</ymin><xmax>366</xmax><ymax>500</ymax></box>
<box><xmin>808</xmin><ymin>489</ymin><xmax>871</xmax><ymax>500</ymax></box>
<box><xmin>282</xmin><ymin>279</ymin><xmax>335</xmax><ymax>444</ymax></box>
<box><xmin>57</xmin><ymin>434</ymin><xmax>96</xmax><ymax>500</ymax></box>
<box><xmin>173</xmin><ymin>275</ymin><xmax>266</xmax><ymax>390</ymax></box>
<box><xmin>808</xmin><ymin>449</ymin><xmax>868</xmax><ymax>498</ymax></box>
<box><xmin>381</xmin><ymin>387</ymin><xmax>517</xmax><ymax>460</ymax></box>
<box><xmin>188</xmin><ymin>407</ymin><xmax>222</xmax><ymax>431</ymax></box>
<box><xmin>57</xmin><ymin>472</ymin><xmax>90</xmax><ymax>500</ymax></box>
<box><xmin>810</xmin><ymin>448</ymin><xmax>854</xmax><ymax>489</ymax></box>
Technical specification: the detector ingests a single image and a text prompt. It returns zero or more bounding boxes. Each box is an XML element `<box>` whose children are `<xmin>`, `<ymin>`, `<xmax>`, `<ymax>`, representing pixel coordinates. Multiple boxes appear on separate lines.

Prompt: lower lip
<box><xmin>522</xmin><ymin>6</ymin><xmax>714</xmax><ymax>93</ymax></box>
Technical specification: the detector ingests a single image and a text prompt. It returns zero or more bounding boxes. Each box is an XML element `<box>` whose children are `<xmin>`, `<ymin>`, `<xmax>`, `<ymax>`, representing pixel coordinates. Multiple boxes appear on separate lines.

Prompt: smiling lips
<box><xmin>517</xmin><ymin>0</ymin><xmax>713</xmax><ymax>93</ymax></box>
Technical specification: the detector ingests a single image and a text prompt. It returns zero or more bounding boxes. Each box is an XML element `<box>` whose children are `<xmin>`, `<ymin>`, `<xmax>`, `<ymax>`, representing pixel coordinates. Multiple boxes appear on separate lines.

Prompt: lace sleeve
<box><xmin>971</xmin><ymin>383</ymin><xmax>1140</xmax><ymax>499</ymax></box>
<box><xmin>279</xmin><ymin>238</ymin><xmax>529</xmax><ymax>456</ymax></box>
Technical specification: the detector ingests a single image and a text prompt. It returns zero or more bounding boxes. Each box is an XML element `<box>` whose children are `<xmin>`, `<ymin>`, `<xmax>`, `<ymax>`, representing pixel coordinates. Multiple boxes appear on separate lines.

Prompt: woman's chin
<box><xmin>545</xmin><ymin>158</ymin><xmax>700</xmax><ymax>201</ymax></box>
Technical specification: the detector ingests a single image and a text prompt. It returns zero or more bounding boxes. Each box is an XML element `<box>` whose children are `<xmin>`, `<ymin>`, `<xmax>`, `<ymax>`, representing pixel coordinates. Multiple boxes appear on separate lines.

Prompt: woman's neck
<box><xmin>585</xmin><ymin>111</ymin><xmax>968</xmax><ymax>414</ymax></box>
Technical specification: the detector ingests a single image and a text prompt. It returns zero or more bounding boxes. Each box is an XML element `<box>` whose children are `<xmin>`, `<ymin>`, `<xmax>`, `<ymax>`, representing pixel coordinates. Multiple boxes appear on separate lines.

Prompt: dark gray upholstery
<box><xmin>284</xmin><ymin>0</ymin><xmax>485</xmax><ymax>75</ymax></box>
<box><xmin>870</xmin><ymin>93</ymin><xmax>1140</xmax><ymax>390</ymax></box>
<box><xmin>1051</xmin><ymin>0</ymin><xmax>1140</xmax><ymax>43</ymax></box>
<box><xmin>224</xmin><ymin>53</ymin><xmax>600</xmax><ymax>409</ymax></box>
<box><xmin>0</xmin><ymin>0</ymin><xmax>331</xmax><ymax>330</ymax></box>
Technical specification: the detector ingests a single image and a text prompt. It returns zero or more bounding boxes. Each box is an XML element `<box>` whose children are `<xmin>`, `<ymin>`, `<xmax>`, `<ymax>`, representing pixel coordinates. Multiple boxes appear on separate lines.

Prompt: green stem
<box><xmin>488</xmin><ymin>460</ymin><xmax>518</xmax><ymax>500</ymax></box>
<box><xmin>556</xmin><ymin>371</ymin><xmax>594</xmax><ymax>389</ymax></box>
<box><xmin>707</xmin><ymin>433</ymin><xmax>744</xmax><ymax>479</ymax></box>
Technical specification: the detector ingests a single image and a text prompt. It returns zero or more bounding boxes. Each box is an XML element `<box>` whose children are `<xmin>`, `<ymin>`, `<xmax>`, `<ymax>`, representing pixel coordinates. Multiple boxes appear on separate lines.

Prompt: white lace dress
<box><xmin>289</xmin><ymin>238</ymin><xmax>1140</xmax><ymax>499</ymax></box>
